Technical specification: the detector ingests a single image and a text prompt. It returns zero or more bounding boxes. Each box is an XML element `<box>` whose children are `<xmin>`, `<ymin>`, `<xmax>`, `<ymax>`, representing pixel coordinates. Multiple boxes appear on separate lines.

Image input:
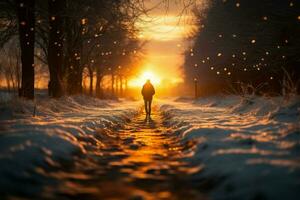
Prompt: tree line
<box><xmin>0</xmin><ymin>0</ymin><xmax>145</xmax><ymax>99</ymax></box>
<box><xmin>184</xmin><ymin>0</ymin><xmax>300</xmax><ymax>96</ymax></box>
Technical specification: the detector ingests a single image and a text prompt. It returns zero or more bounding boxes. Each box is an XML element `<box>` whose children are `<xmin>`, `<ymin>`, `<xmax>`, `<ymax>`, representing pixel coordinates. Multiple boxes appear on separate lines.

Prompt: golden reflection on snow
<box><xmin>107</xmin><ymin>110</ymin><xmax>198</xmax><ymax>180</ymax></box>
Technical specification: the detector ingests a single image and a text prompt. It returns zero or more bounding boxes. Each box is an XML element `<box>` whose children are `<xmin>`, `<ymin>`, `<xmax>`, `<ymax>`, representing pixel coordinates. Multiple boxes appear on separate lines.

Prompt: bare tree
<box><xmin>47</xmin><ymin>0</ymin><xmax>65</xmax><ymax>97</ymax></box>
<box><xmin>0</xmin><ymin>39</ymin><xmax>21</xmax><ymax>91</ymax></box>
<box><xmin>15</xmin><ymin>0</ymin><xmax>35</xmax><ymax>99</ymax></box>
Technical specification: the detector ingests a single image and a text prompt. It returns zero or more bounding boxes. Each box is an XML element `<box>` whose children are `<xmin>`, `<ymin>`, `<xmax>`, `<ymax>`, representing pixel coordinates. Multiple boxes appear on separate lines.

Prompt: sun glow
<box><xmin>129</xmin><ymin>70</ymin><xmax>161</xmax><ymax>87</ymax></box>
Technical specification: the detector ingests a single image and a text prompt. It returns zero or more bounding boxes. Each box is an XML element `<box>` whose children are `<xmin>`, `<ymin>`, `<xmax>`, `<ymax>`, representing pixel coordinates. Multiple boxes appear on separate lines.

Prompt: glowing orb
<box><xmin>128</xmin><ymin>70</ymin><xmax>161</xmax><ymax>87</ymax></box>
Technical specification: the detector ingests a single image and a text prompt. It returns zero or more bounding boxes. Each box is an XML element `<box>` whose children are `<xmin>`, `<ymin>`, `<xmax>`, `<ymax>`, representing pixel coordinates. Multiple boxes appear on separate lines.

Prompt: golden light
<box><xmin>129</xmin><ymin>70</ymin><xmax>161</xmax><ymax>88</ymax></box>
<box><xmin>136</xmin><ymin>15</ymin><xmax>196</xmax><ymax>41</ymax></box>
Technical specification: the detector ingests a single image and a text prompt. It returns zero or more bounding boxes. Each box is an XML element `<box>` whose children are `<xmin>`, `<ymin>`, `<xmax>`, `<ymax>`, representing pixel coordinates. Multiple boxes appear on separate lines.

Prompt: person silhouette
<box><xmin>141</xmin><ymin>79</ymin><xmax>155</xmax><ymax>117</ymax></box>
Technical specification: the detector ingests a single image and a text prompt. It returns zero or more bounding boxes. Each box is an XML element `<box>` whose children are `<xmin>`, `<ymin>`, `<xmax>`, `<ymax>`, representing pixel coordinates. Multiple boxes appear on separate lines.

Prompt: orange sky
<box><xmin>129</xmin><ymin>1</ymin><xmax>197</xmax><ymax>89</ymax></box>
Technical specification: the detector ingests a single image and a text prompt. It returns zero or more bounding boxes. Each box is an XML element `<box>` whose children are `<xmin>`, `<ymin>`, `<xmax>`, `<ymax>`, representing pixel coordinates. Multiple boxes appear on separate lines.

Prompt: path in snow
<box><xmin>2</xmin><ymin>96</ymin><xmax>298</xmax><ymax>200</ymax></box>
<box><xmin>43</xmin><ymin>105</ymin><xmax>215</xmax><ymax>200</ymax></box>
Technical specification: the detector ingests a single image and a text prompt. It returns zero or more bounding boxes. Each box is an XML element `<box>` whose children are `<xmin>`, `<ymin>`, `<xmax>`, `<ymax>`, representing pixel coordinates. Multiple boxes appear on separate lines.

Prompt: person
<box><xmin>141</xmin><ymin>79</ymin><xmax>155</xmax><ymax>117</ymax></box>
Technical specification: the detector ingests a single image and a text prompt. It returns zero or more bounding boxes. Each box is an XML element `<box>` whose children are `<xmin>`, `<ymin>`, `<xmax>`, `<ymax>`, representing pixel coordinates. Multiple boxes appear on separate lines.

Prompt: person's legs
<box><xmin>144</xmin><ymin>100</ymin><xmax>148</xmax><ymax>115</ymax></box>
<box><xmin>148</xmin><ymin>99</ymin><xmax>152</xmax><ymax>116</ymax></box>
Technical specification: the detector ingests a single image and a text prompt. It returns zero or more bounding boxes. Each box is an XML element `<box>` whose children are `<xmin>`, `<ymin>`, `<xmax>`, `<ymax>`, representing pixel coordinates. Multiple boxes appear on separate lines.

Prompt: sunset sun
<box><xmin>129</xmin><ymin>70</ymin><xmax>161</xmax><ymax>87</ymax></box>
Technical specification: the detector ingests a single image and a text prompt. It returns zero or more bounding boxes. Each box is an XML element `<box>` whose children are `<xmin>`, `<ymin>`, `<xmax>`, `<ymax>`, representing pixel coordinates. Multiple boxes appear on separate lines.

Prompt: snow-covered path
<box><xmin>0</xmin><ymin>95</ymin><xmax>300</xmax><ymax>200</ymax></box>
<box><xmin>41</xmin><ymin>105</ymin><xmax>210</xmax><ymax>200</ymax></box>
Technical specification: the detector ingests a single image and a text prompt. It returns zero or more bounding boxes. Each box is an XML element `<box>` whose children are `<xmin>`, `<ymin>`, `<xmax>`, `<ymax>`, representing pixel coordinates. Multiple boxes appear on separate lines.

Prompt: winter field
<box><xmin>0</xmin><ymin>92</ymin><xmax>300</xmax><ymax>200</ymax></box>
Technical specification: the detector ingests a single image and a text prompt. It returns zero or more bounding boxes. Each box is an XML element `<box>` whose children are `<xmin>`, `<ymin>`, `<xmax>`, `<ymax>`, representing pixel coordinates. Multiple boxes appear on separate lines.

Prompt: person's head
<box><xmin>146</xmin><ymin>79</ymin><xmax>151</xmax><ymax>84</ymax></box>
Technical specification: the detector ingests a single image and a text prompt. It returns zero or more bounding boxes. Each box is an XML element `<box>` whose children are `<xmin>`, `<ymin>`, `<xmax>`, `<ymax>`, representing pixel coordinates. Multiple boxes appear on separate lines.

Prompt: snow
<box><xmin>0</xmin><ymin>93</ymin><xmax>299</xmax><ymax>199</ymax></box>
<box><xmin>160</xmin><ymin>95</ymin><xmax>300</xmax><ymax>200</ymax></box>
<box><xmin>0</xmin><ymin>94</ymin><xmax>140</xmax><ymax>197</ymax></box>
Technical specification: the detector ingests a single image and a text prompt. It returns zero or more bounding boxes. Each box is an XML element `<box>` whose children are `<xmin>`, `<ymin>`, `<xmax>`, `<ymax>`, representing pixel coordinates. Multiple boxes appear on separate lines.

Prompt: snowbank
<box><xmin>0</xmin><ymin>95</ymin><xmax>140</xmax><ymax>197</ymax></box>
<box><xmin>160</xmin><ymin>96</ymin><xmax>300</xmax><ymax>200</ymax></box>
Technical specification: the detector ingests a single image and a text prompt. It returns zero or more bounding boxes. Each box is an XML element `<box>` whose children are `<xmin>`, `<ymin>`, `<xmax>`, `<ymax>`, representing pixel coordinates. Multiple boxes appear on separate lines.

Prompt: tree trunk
<box><xmin>120</xmin><ymin>75</ymin><xmax>123</xmax><ymax>97</ymax></box>
<box><xmin>125</xmin><ymin>77</ymin><xmax>128</xmax><ymax>94</ymax></box>
<box><xmin>15</xmin><ymin>54</ymin><xmax>21</xmax><ymax>90</ymax></box>
<box><xmin>96</xmin><ymin>69</ymin><xmax>103</xmax><ymax>98</ymax></box>
<box><xmin>64</xmin><ymin>15</ymin><xmax>83</xmax><ymax>95</ymax></box>
<box><xmin>66</xmin><ymin>59</ymin><xmax>83</xmax><ymax>95</ymax></box>
<box><xmin>115</xmin><ymin>75</ymin><xmax>119</xmax><ymax>95</ymax></box>
<box><xmin>16</xmin><ymin>56</ymin><xmax>21</xmax><ymax>90</ymax></box>
<box><xmin>16</xmin><ymin>0</ymin><xmax>35</xmax><ymax>99</ymax></box>
<box><xmin>88</xmin><ymin>67</ymin><xmax>93</xmax><ymax>96</ymax></box>
<box><xmin>111</xmin><ymin>73</ymin><xmax>115</xmax><ymax>95</ymax></box>
<box><xmin>48</xmin><ymin>0</ymin><xmax>65</xmax><ymax>98</ymax></box>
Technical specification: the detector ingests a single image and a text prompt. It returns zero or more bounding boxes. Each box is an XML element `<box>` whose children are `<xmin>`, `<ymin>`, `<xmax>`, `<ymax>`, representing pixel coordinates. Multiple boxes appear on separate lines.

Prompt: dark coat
<box><xmin>141</xmin><ymin>82</ymin><xmax>155</xmax><ymax>100</ymax></box>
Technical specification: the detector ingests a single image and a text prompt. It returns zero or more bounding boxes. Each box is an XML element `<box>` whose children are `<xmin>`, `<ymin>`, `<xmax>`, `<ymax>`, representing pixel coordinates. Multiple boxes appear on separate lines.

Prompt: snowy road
<box><xmin>0</xmin><ymin>95</ymin><xmax>300</xmax><ymax>200</ymax></box>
